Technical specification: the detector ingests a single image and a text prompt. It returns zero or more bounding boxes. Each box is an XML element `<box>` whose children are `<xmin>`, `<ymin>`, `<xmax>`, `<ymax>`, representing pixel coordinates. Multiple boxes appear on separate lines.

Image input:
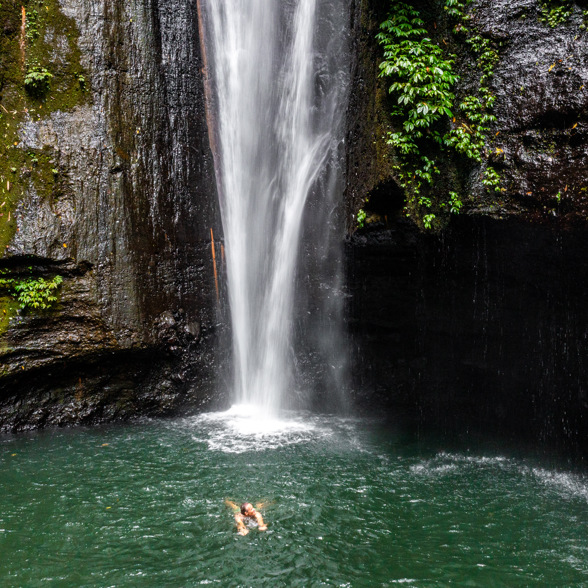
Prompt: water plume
<box><xmin>200</xmin><ymin>0</ymin><xmax>351</xmax><ymax>414</ymax></box>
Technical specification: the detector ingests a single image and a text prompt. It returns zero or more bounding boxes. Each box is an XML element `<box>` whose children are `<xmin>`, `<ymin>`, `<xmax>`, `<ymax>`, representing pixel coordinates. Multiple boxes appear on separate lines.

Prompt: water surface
<box><xmin>1</xmin><ymin>411</ymin><xmax>588</xmax><ymax>586</ymax></box>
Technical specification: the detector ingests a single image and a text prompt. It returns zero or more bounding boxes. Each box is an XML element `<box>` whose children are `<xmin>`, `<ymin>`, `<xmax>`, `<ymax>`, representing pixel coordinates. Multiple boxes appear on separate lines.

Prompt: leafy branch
<box><xmin>0</xmin><ymin>271</ymin><xmax>63</xmax><ymax>310</ymax></box>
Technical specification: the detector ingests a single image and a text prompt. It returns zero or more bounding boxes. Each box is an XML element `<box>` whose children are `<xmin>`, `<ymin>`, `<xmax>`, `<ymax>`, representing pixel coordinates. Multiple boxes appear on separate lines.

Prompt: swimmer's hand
<box><xmin>258</xmin><ymin>524</ymin><xmax>267</xmax><ymax>531</ymax></box>
<box><xmin>238</xmin><ymin>527</ymin><xmax>249</xmax><ymax>536</ymax></box>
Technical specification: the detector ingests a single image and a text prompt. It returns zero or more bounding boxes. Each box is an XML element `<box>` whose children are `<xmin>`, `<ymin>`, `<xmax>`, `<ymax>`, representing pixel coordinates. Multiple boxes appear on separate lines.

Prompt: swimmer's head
<box><xmin>241</xmin><ymin>502</ymin><xmax>254</xmax><ymax>515</ymax></box>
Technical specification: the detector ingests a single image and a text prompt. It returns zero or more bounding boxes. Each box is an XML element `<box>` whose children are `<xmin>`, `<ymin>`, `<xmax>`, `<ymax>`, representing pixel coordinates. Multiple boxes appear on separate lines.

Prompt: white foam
<box><xmin>410</xmin><ymin>452</ymin><xmax>511</xmax><ymax>476</ymax></box>
<box><xmin>531</xmin><ymin>467</ymin><xmax>588</xmax><ymax>503</ymax></box>
<box><xmin>185</xmin><ymin>406</ymin><xmax>337</xmax><ymax>453</ymax></box>
<box><xmin>206</xmin><ymin>404</ymin><xmax>315</xmax><ymax>435</ymax></box>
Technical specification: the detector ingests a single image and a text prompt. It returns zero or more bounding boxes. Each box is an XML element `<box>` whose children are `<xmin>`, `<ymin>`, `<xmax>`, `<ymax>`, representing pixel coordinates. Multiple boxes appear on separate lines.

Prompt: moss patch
<box><xmin>0</xmin><ymin>0</ymin><xmax>90</xmax><ymax>254</ymax></box>
<box><xmin>0</xmin><ymin>295</ymin><xmax>18</xmax><ymax>338</ymax></box>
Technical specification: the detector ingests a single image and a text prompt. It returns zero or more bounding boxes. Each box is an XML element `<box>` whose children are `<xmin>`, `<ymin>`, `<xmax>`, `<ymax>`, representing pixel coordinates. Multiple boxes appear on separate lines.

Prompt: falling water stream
<box><xmin>200</xmin><ymin>0</ymin><xmax>350</xmax><ymax>413</ymax></box>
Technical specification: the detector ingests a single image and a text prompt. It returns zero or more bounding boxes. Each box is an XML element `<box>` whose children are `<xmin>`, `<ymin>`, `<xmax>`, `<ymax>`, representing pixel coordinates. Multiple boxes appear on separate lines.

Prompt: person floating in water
<box><xmin>225</xmin><ymin>500</ymin><xmax>267</xmax><ymax>535</ymax></box>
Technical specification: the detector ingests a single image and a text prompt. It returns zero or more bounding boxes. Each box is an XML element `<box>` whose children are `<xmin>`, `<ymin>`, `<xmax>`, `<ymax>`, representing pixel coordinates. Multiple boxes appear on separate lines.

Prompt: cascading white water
<box><xmin>200</xmin><ymin>0</ymin><xmax>350</xmax><ymax>414</ymax></box>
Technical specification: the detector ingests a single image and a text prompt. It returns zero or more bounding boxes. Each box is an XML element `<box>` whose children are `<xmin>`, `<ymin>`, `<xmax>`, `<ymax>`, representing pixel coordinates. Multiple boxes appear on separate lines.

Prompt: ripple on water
<box><xmin>410</xmin><ymin>452</ymin><xmax>511</xmax><ymax>477</ymax></box>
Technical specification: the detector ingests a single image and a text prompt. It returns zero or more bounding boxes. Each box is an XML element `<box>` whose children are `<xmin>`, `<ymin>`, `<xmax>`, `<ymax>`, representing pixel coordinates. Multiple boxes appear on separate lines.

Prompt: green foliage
<box><xmin>422</xmin><ymin>213</ymin><xmax>436</xmax><ymax>229</ymax></box>
<box><xmin>466</xmin><ymin>35</ymin><xmax>499</xmax><ymax>84</ymax></box>
<box><xmin>539</xmin><ymin>1</ymin><xmax>573</xmax><ymax>27</ymax></box>
<box><xmin>25</xmin><ymin>9</ymin><xmax>40</xmax><ymax>41</ymax></box>
<box><xmin>446</xmin><ymin>191</ymin><xmax>463</xmax><ymax>214</ymax></box>
<box><xmin>482</xmin><ymin>166</ymin><xmax>501</xmax><ymax>192</ymax></box>
<box><xmin>24</xmin><ymin>65</ymin><xmax>53</xmax><ymax>97</ymax></box>
<box><xmin>375</xmin><ymin>1</ymin><xmax>501</xmax><ymax>230</ymax></box>
<box><xmin>376</xmin><ymin>3</ymin><xmax>458</xmax><ymax>229</ymax></box>
<box><xmin>356</xmin><ymin>208</ymin><xmax>367</xmax><ymax>228</ymax></box>
<box><xmin>377</xmin><ymin>4</ymin><xmax>458</xmax><ymax>154</ymax></box>
<box><xmin>0</xmin><ymin>271</ymin><xmax>63</xmax><ymax>310</ymax></box>
<box><xmin>444</xmin><ymin>0</ymin><xmax>473</xmax><ymax>19</ymax></box>
<box><xmin>445</xmin><ymin>94</ymin><xmax>496</xmax><ymax>162</ymax></box>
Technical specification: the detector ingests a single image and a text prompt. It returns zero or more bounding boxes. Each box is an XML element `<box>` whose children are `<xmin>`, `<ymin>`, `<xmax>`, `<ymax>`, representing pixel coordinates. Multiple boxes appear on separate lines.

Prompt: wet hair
<box><xmin>241</xmin><ymin>502</ymin><xmax>253</xmax><ymax>515</ymax></box>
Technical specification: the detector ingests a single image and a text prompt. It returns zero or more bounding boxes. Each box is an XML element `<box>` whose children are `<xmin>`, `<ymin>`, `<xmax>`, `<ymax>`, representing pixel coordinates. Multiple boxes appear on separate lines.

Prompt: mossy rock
<box><xmin>0</xmin><ymin>295</ymin><xmax>18</xmax><ymax>338</ymax></box>
<box><xmin>0</xmin><ymin>0</ymin><xmax>90</xmax><ymax>255</ymax></box>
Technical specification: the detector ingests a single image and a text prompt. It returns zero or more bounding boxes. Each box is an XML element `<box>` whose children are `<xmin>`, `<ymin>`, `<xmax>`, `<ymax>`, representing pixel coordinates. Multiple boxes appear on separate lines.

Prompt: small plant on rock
<box><xmin>482</xmin><ymin>166</ymin><xmax>501</xmax><ymax>192</ymax></box>
<box><xmin>0</xmin><ymin>271</ymin><xmax>63</xmax><ymax>310</ymax></box>
<box><xmin>356</xmin><ymin>208</ymin><xmax>367</xmax><ymax>228</ymax></box>
<box><xmin>75</xmin><ymin>72</ymin><xmax>87</xmax><ymax>90</ymax></box>
<box><xmin>24</xmin><ymin>66</ymin><xmax>53</xmax><ymax>97</ymax></box>
<box><xmin>539</xmin><ymin>0</ymin><xmax>573</xmax><ymax>27</ymax></box>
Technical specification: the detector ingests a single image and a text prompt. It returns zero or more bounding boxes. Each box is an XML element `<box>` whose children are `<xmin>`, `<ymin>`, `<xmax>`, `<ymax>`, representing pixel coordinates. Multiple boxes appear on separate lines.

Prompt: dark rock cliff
<box><xmin>346</xmin><ymin>0</ymin><xmax>588</xmax><ymax>454</ymax></box>
<box><xmin>0</xmin><ymin>0</ymin><xmax>225</xmax><ymax>431</ymax></box>
<box><xmin>347</xmin><ymin>220</ymin><xmax>588</xmax><ymax>454</ymax></box>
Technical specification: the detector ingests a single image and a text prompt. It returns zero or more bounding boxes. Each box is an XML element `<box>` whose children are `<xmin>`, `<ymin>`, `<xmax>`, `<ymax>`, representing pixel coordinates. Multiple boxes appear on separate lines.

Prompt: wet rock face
<box><xmin>475</xmin><ymin>0</ymin><xmax>588</xmax><ymax>221</ymax></box>
<box><xmin>345</xmin><ymin>0</ymin><xmax>393</xmax><ymax>231</ymax></box>
<box><xmin>0</xmin><ymin>0</ymin><xmax>225</xmax><ymax>431</ymax></box>
<box><xmin>346</xmin><ymin>0</ymin><xmax>588</xmax><ymax>453</ymax></box>
<box><xmin>348</xmin><ymin>0</ymin><xmax>588</xmax><ymax>223</ymax></box>
<box><xmin>347</xmin><ymin>219</ymin><xmax>588</xmax><ymax>455</ymax></box>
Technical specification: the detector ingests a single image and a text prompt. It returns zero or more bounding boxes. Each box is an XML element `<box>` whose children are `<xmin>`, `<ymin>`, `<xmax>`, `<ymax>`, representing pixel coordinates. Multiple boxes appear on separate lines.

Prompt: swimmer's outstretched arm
<box><xmin>225</xmin><ymin>500</ymin><xmax>239</xmax><ymax>511</ymax></box>
<box><xmin>234</xmin><ymin>513</ymin><xmax>249</xmax><ymax>535</ymax></box>
<box><xmin>254</xmin><ymin>511</ymin><xmax>267</xmax><ymax>531</ymax></box>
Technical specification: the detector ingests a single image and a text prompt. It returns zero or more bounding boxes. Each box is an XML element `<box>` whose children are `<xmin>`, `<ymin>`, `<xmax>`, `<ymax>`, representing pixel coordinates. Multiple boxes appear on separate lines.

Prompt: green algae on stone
<box><xmin>0</xmin><ymin>0</ymin><xmax>90</xmax><ymax>256</ymax></box>
<box><xmin>0</xmin><ymin>295</ymin><xmax>18</xmax><ymax>334</ymax></box>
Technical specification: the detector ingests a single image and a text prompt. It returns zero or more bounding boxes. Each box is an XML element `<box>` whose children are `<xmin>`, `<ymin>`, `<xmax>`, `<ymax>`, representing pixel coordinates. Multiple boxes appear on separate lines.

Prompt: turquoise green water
<box><xmin>1</xmin><ymin>410</ymin><xmax>588</xmax><ymax>587</ymax></box>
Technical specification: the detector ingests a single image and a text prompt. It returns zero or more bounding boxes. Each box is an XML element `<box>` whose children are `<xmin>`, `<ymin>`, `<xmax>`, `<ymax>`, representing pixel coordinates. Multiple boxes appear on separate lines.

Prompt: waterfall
<box><xmin>200</xmin><ymin>0</ymin><xmax>350</xmax><ymax>414</ymax></box>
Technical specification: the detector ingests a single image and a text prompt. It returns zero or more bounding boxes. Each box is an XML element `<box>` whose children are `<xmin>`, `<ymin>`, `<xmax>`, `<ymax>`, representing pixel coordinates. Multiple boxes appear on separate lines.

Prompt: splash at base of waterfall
<box><xmin>186</xmin><ymin>404</ymin><xmax>339</xmax><ymax>453</ymax></box>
